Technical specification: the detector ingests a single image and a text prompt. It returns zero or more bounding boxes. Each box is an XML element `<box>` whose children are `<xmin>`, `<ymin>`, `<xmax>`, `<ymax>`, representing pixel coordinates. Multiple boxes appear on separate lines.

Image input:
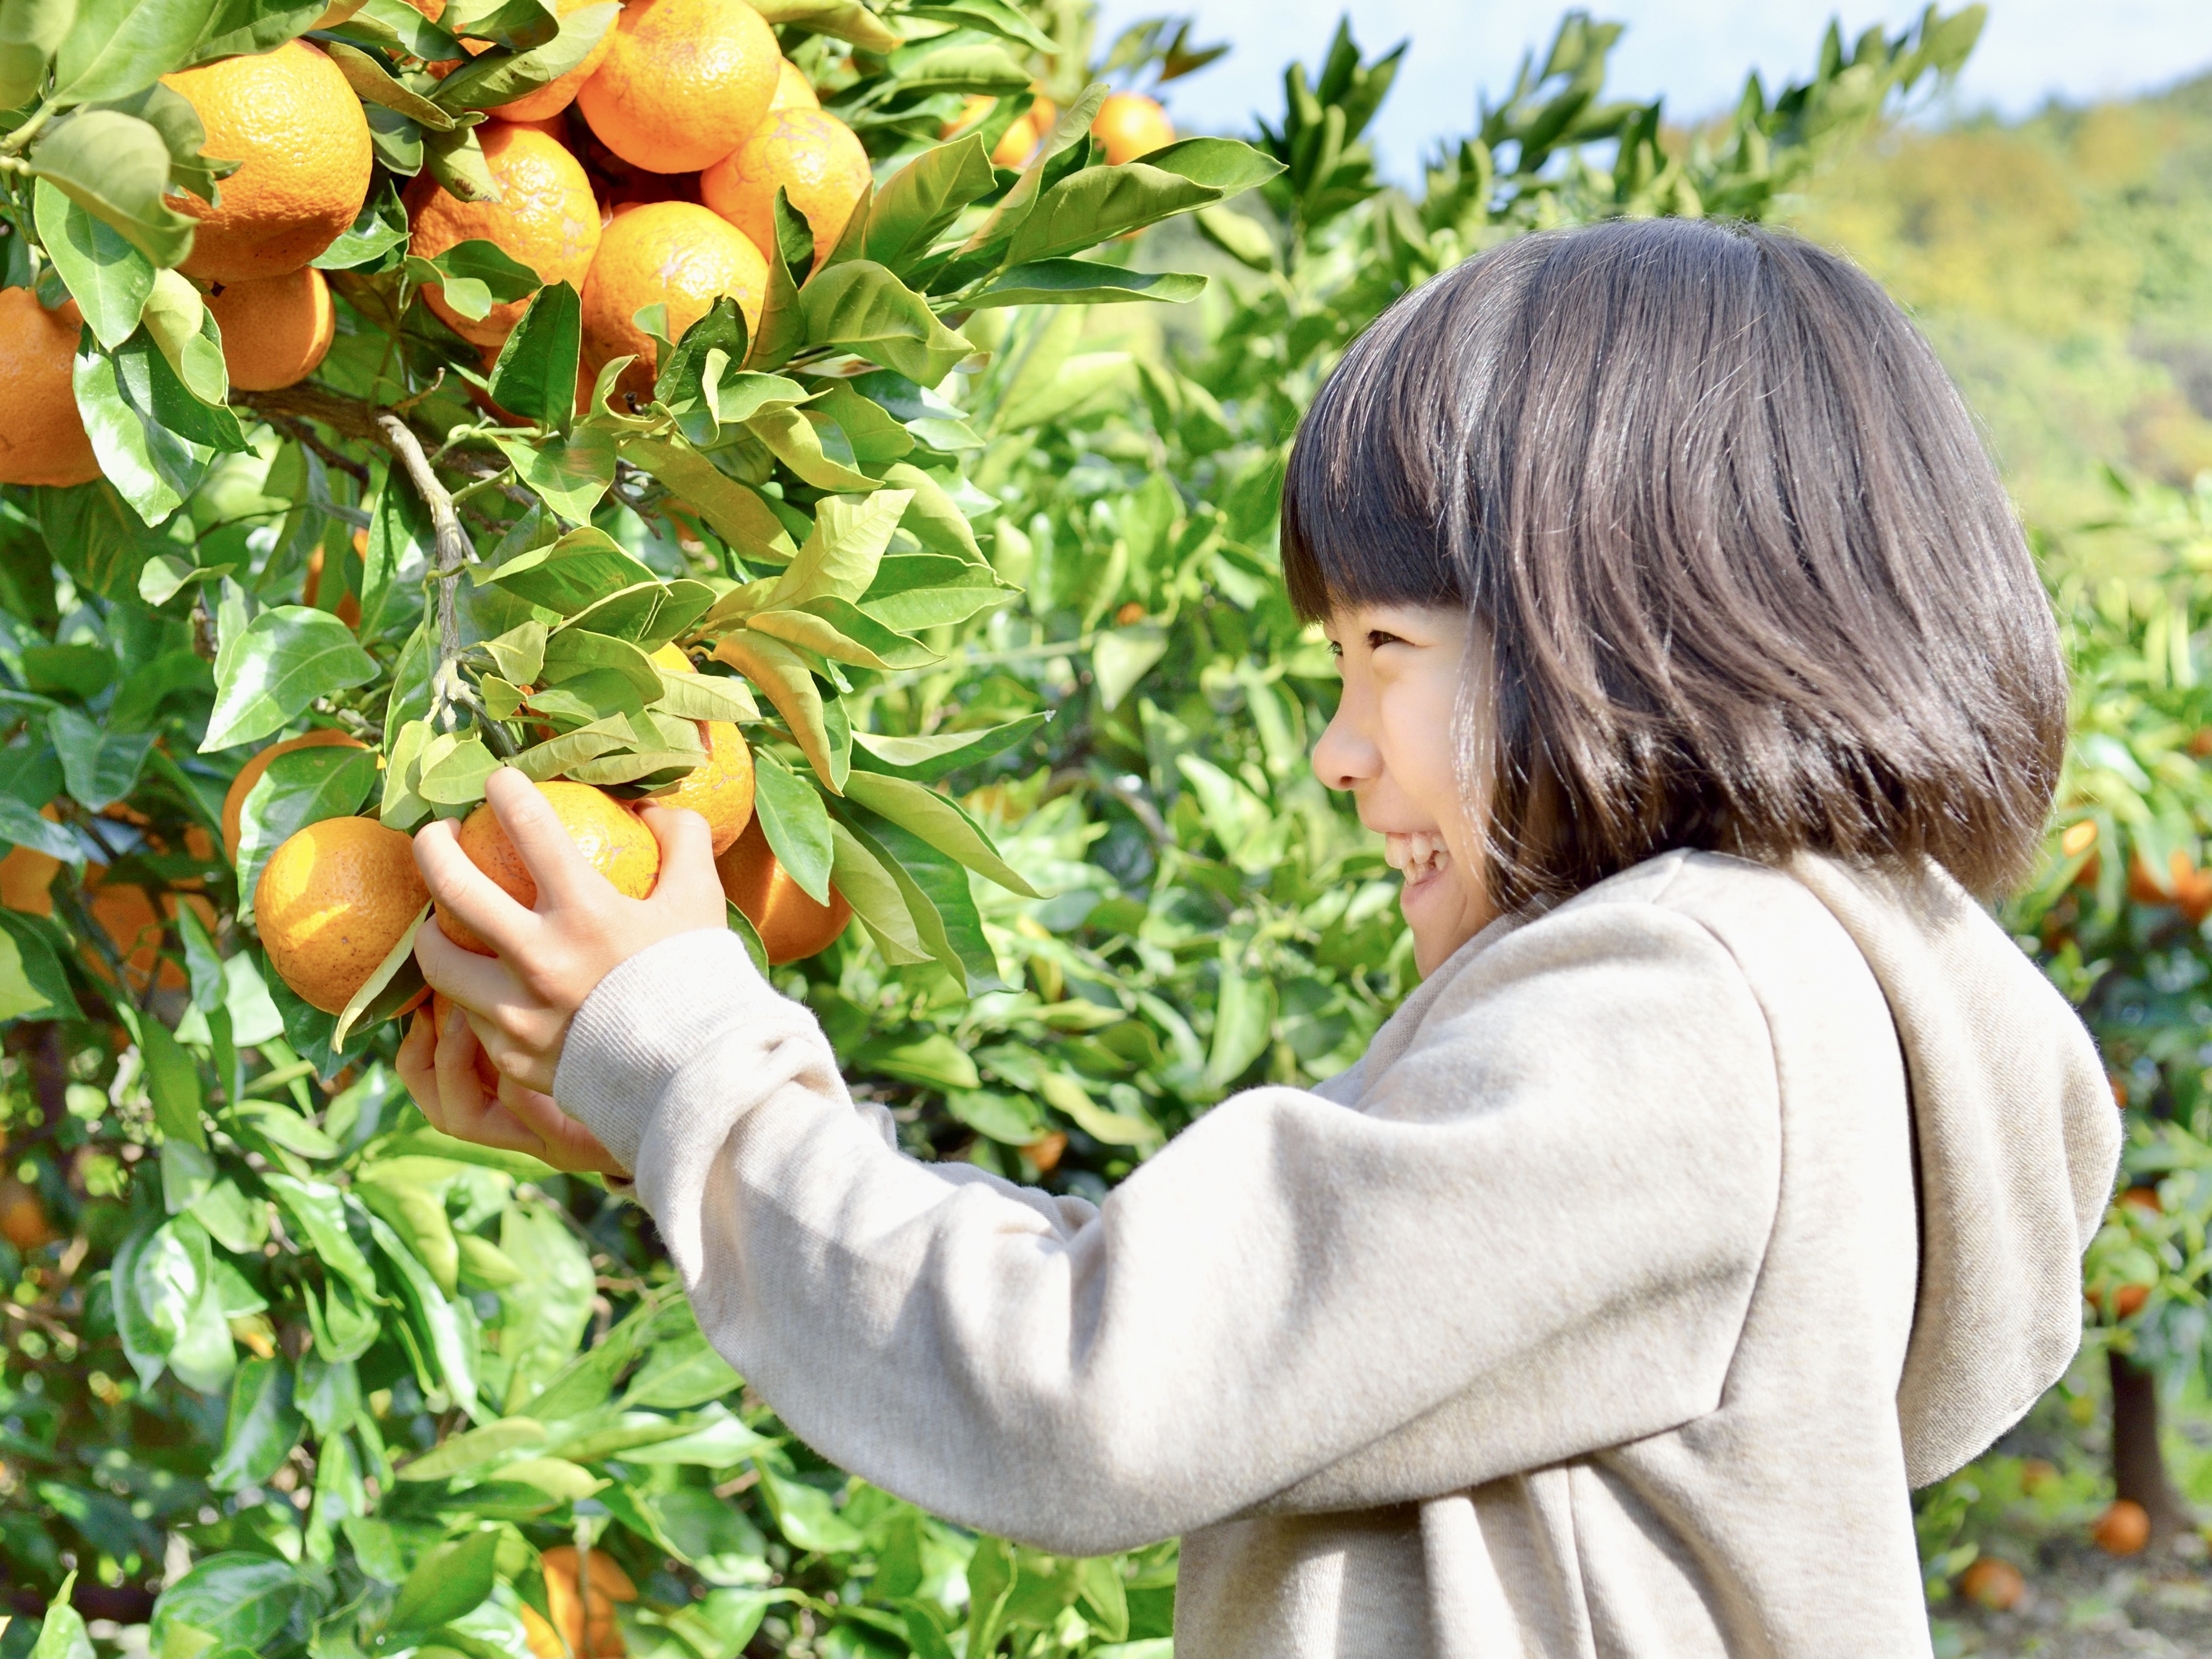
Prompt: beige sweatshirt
<box><xmin>553</xmin><ymin>849</ymin><xmax>2120</xmax><ymax>1658</ymax></box>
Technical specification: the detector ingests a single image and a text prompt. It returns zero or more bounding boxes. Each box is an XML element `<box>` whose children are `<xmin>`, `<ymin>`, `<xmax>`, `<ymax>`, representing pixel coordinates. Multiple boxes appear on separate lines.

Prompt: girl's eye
<box><xmin>1326</xmin><ymin>639</ymin><xmax>1344</xmax><ymax>658</ymax></box>
<box><xmin>1367</xmin><ymin>629</ymin><xmax>1407</xmax><ymax>651</ymax></box>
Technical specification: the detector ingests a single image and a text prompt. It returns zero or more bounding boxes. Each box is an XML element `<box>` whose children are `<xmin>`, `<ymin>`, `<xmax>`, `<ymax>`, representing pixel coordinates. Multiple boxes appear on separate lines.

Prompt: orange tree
<box><xmin>0</xmin><ymin>0</ymin><xmax>1984</xmax><ymax>1653</ymax></box>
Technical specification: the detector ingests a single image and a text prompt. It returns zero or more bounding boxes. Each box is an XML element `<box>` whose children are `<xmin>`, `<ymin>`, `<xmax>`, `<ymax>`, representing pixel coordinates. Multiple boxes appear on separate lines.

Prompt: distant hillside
<box><xmin>1789</xmin><ymin>71</ymin><xmax>2212</xmax><ymax>552</ymax></box>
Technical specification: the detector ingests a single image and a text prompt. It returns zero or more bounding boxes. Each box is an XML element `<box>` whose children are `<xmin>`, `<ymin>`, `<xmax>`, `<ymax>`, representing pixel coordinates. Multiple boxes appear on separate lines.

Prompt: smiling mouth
<box><xmin>1382</xmin><ymin>830</ymin><xmax>1451</xmax><ymax>886</ymax></box>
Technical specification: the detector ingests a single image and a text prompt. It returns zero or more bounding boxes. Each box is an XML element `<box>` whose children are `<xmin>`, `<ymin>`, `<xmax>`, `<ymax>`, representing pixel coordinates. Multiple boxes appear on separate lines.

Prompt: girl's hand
<box><xmin>395</xmin><ymin>998</ymin><xmax>626</xmax><ymax>1176</ymax></box>
<box><xmin>409</xmin><ymin>765</ymin><xmax>728</xmax><ymax>1114</ymax></box>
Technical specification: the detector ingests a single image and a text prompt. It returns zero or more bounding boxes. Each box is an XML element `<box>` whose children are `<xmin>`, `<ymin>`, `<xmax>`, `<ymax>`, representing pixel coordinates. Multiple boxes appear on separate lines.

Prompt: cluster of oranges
<box><xmin>235</xmin><ymin>648</ymin><xmax>847</xmax><ymax>1038</ymax></box>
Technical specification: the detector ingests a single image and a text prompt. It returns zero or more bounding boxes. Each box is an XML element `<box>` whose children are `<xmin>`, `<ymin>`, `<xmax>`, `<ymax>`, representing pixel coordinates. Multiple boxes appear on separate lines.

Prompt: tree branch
<box><xmin>377</xmin><ymin>414</ymin><xmax>473</xmax><ymax>726</ymax></box>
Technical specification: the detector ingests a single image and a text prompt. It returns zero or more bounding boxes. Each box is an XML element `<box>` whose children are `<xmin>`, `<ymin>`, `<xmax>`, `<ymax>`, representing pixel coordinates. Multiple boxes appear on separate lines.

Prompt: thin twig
<box><xmin>378</xmin><ymin>414</ymin><xmax>473</xmax><ymax>726</ymax></box>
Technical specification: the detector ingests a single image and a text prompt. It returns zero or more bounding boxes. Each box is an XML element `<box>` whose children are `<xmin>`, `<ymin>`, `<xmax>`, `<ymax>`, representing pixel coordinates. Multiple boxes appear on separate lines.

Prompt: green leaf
<box><xmin>414</xmin><ymin>730</ymin><xmax>501</xmax><ymax>805</ymax></box>
<box><xmin>0</xmin><ymin>0</ymin><xmax>76</xmax><ymax>113</ymax></box>
<box><xmin>331</xmin><ymin>902</ymin><xmax>425</xmax><ymax>1050</ymax></box>
<box><xmin>433</xmin><ymin>0</ymin><xmax>616</xmax><ymax>110</ymax></box>
<box><xmin>859</xmin><ymin>554</ymin><xmax>1010</xmax><ymax>629</ymax></box>
<box><xmin>865</xmin><ymin>133</ymin><xmax>999</xmax><ymax>274</ymax></box>
<box><xmin>139</xmin><ymin>1013</ymin><xmax>206</xmax><ymax>1146</ymax></box>
<box><xmin>1205</xmin><ymin>946</ymin><xmax>1276</xmax><ymax>1090</ymax></box>
<box><xmin>208</xmin><ymin>1356</ymin><xmax>303</xmax><ymax>1491</ymax></box>
<box><xmin>34</xmin><ymin>477</ymin><xmax>171</xmax><ymax>596</ymax></box>
<box><xmin>540</xmin><ymin>624</ymin><xmax>661</xmax><ymax>698</ymax></box>
<box><xmin>767</xmin><ymin>488</ymin><xmax>910</xmax><ymax>609</ymax></box>
<box><xmin>748</xmin><ymin>0</ymin><xmax>897</xmax><ymax>49</ymax></box>
<box><xmin>563</xmin><ymin>576</ymin><xmax>714</xmax><ymax>646</ymax></box>
<box><xmin>0</xmin><ymin>911</ymin><xmax>82</xmax><ymax>1019</ymax></box>
<box><xmin>141</xmin><ymin>267</ymin><xmax>228</xmax><ymax>406</ymax></box>
<box><xmin>654</xmin><ymin>291</ymin><xmax>747</xmax><ymax>416</ymax></box>
<box><xmin>409</xmin><ymin>237</ymin><xmax>540</xmax><ymax>320</ymax></box>
<box><xmin>338</xmin><ymin>0</ymin><xmax>465</xmax><ymax>60</ymax></box>
<box><xmin>842</xmin><ymin>770</ymin><xmax>1038</xmax><ymax>895</ymax></box>
<box><xmin>488</xmin><ymin>279</ymin><xmax>582</xmax><ymax>426</ymax></box>
<box><xmin>765</xmin><ymin>596</ymin><xmax>938</xmax><ymax>669</ymax></box>
<box><xmin>798</xmin><ymin>261</ymin><xmax>974</xmax><ymax>385</ymax></box>
<box><xmin>28</xmin><ymin>1572</ymin><xmax>93</xmax><ymax>1659</ymax></box>
<box><xmin>882</xmin><ymin>460</ymin><xmax>984</xmax><ymax>559</ymax></box>
<box><xmin>488</xmin><ymin>524</ymin><xmax>656</xmax><ymax>612</ymax></box>
<box><xmin>496</xmin><ymin>425</ymin><xmax>614</xmax><ymax>524</ymax></box>
<box><xmin>968</xmin><ymin>260</ymin><xmax>1206</xmax><ymax>308</ymax></box>
<box><xmin>202</xmin><ymin>606</ymin><xmax>378</xmax><ymax>752</ymax></box>
<box><xmin>883</xmin><ymin>34</ymin><xmax>1030</xmax><ymax>95</ymax></box>
<box><xmin>742</xmin><ymin>750</ymin><xmax>832</xmax><ymax>906</ymax></box>
<box><xmin>324</xmin><ymin>38</ymin><xmax>457</xmax><ymax>128</ymax></box>
<box><xmin>71</xmin><ymin>335</ymin><xmax>191</xmax><ymax>524</ymax></box>
<box><xmin>827</xmin><ymin>818</ymin><xmax>931</xmax><ymax>963</ymax></box>
<box><xmin>1093</xmin><ymin>626</ymin><xmax>1167</xmax><ymax>711</ymax></box>
<box><xmin>51</xmin><ymin>0</ymin><xmax>217</xmax><ymax>103</ymax></box>
<box><xmin>110</xmin><ymin>320</ymin><xmax>247</xmax><ymax>451</ymax></box>
<box><xmin>148</xmin><ymin>1555</ymin><xmax>306</xmax><ymax>1655</ymax></box>
<box><xmin>905</xmin><ymin>0</ymin><xmax>1051</xmax><ymax>51</ymax></box>
<box><xmin>848</xmin><ymin>806</ymin><xmax>999</xmax><ymax>989</ymax></box>
<box><xmin>423</xmin><ymin>120</ymin><xmax>502</xmax><ymax>202</ymax></box>
<box><xmin>1005</xmin><ymin>161</ymin><xmax>1222</xmax><ymax>264</ymax></box>
<box><xmin>364</xmin><ymin>1208</ymin><xmax>480</xmax><ymax>1416</ymax></box>
<box><xmin>30</xmin><ymin>108</ymin><xmax>196</xmax><ymax>264</ymax></box>
<box><xmin>849</xmin><ymin>712</ymin><xmax>1046</xmax><ymax>782</ymax></box>
<box><xmin>33</xmin><ymin>177</ymin><xmax>150</xmax><ymax>349</ymax></box>
<box><xmin>262</xmin><ymin>1174</ymin><xmax>380</xmax><ymax>1300</ymax></box>
<box><xmin>747</xmin><ymin>403</ymin><xmax>878</xmax><ymax>490</ymax></box>
<box><xmin>48</xmin><ymin>704</ymin><xmax>152</xmax><ymax>807</ymax></box>
<box><xmin>619</xmin><ymin>432</ymin><xmax>799</xmax><ymax>562</ymax></box>
<box><xmin>654</xmin><ymin>666</ymin><xmax>758</xmax><ymax>721</ymax></box>
<box><xmin>1142</xmin><ymin>136</ymin><xmax>1286</xmax><ymax>194</ymax></box>
<box><xmin>441</xmin><ymin>0</ymin><xmax>556</xmax><ymax>46</ymax></box>
<box><xmin>187</xmin><ymin>0</ymin><xmax>329</xmax><ymax>62</ymax></box>
<box><xmin>712</xmin><ymin>629</ymin><xmax>840</xmax><ymax>788</ymax></box>
<box><xmin>391</xmin><ymin>1528</ymin><xmax>499</xmax><ymax>1630</ymax></box>
<box><xmin>314</xmin><ymin>177</ymin><xmax>411</xmax><ymax>272</ymax></box>
<box><xmin>395</xmin><ymin>1415</ymin><xmax>547</xmax><ymax>1481</ymax></box>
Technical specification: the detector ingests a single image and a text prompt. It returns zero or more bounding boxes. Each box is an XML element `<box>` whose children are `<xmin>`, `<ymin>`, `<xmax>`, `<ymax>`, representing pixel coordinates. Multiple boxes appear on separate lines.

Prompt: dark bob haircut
<box><xmin>1281</xmin><ymin>217</ymin><xmax>2066</xmax><ymax>907</ymax></box>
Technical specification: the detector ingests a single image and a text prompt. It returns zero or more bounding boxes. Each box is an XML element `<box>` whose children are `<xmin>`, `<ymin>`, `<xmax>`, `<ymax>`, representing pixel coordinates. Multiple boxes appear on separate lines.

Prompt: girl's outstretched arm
<box><xmin>550</xmin><ymin>899</ymin><xmax>1783</xmax><ymax>1558</ymax></box>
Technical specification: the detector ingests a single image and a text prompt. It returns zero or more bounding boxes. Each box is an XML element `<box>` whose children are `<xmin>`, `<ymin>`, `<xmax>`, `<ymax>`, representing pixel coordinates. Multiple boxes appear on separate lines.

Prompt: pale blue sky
<box><xmin>1093</xmin><ymin>0</ymin><xmax>2212</xmax><ymax>180</ymax></box>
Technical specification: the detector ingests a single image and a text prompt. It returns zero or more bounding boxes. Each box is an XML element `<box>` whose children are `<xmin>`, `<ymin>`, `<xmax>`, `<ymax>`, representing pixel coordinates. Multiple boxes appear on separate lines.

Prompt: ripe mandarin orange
<box><xmin>944</xmin><ymin>92</ymin><xmax>1055</xmax><ymax>166</ymax></box>
<box><xmin>770</xmin><ymin>58</ymin><xmax>819</xmax><ymax>111</ymax></box>
<box><xmin>580</xmin><ymin>201</ymin><xmax>766</xmax><ymax>404</ymax></box>
<box><xmin>701</xmin><ymin>106</ymin><xmax>870</xmax><ymax>268</ymax></box>
<box><xmin>648</xmin><ymin>721</ymin><xmax>754</xmax><ymax>852</ymax></box>
<box><xmin>1091</xmin><ymin>91</ymin><xmax>1174</xmax><ymax>165</ymax></box>
<box><xmin>406</xmin><ymin>125</ymin><xmax>601</xmax><ymax>348</ymax></box>
<box><xmin>162</xmin><ymin>41</ymin><xmax>373</xmax><ymax>281</ymax></box>
<box><xmin>0</xmin><ymin>1178</ymin><xmax>54</xmax><ymax>1252</ymax></box>
<box><xmin>223</xmin><ymin>730</ymin><xmax>370</xmax><ymax>862</ymax></box>
<box><xmin>529</xmin><ymin>1547</ymin><xmax>636</xmax><ymax>1658</ymax></box>
<box><xmin>254</xmin><ymin>816</ymin><xmax>431</xmax><ymax>1014</ymax></box>
<box><xmin>2094</xmin><ymin>1498</ymin><xmax>2151</xmax><ymax>1556</ymax></box>
<box><xmin>715</xmin><ymin>815</ymin><xmax>849</xmax><ymax>964</ymax></box>
<box><xmin>1958</xmin><ymin>1556</ymin><xmax>2023</xmax><ymax>1611</ymax></box>
<box><xmin>81</xmin><ymin>868</ymin><xmax>203</xmax><ymax>994</ymax></box>
<box><xmin>0</xmin><ymin>844</ymin><xmax>58</xmax><ymax>915</ymax></box>
<box><xmin>576</xmin><ymin>0</ymin><xmax>778</xmax><ymax>173</ymax></box>
<box><xmin>435</xmin><ymin>780</ymin><xmax>659</xmax><ymax>954</ymax></box>
<box><xmin>0</xmin><ymin>290</ymin><xmax>101</xmax><ymax>487</ymax></box>
<box><xmin>206</xmin><ymin>266</ymin><xmax>336</xmax><ymax>391</ymax></box>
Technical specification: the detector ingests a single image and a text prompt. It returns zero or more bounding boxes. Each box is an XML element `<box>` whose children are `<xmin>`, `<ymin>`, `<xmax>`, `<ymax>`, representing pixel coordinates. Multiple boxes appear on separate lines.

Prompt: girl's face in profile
<box><xmin>1313</xmin><ymin>604</ymin><xmax>1499</xmax><ymax>975</ymax></box>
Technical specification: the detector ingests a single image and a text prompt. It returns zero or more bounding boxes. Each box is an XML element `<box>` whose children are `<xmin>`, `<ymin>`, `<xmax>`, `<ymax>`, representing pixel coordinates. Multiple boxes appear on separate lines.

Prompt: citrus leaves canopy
<box><xmin>0</xmin><ymin>0</ymin><xmax>1992</xmax><ymax>1650</ymax></box>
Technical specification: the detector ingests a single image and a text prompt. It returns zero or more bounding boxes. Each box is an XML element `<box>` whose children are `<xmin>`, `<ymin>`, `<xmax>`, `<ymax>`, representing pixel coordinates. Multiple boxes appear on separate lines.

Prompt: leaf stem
<box><xmin>378</xmin><ymin>413</ymin><xmax>472</xmax><ymax>728</ymax></box>
<box><xmin>0</xmin><ymin>100</ymin><xmax>56</xmax><ymax>156</ymax></box>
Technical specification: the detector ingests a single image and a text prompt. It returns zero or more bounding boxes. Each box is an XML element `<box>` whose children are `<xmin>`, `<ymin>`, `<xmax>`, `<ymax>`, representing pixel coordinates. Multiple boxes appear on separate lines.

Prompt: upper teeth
<box><xmin>1385</xmin><ymin>831</ymin><xmax>1449</xmax><ymax>878</ymax></box>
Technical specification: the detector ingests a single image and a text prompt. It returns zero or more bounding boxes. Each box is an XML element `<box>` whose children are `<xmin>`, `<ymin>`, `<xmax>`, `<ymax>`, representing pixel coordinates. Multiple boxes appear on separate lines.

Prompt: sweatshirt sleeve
<box><xmin>553</xmin><ymin>901</ymin><xmax>1781</xmax><ymax>1556</ymax></box>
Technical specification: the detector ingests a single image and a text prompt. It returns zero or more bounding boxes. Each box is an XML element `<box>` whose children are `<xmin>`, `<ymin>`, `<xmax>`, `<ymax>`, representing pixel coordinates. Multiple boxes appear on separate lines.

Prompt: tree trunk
<box><xmin>2111</xmin><ymin>1350</ymin><xmax>2193</xmax><ymax>1538</ymax></box>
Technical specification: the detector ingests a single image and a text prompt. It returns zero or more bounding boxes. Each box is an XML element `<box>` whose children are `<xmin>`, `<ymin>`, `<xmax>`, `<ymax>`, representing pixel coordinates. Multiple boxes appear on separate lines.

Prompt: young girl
<box><xmin>400</xmin><ymin>219</ymin><xmax>2121</xmax><ymax>1658</ymax></box>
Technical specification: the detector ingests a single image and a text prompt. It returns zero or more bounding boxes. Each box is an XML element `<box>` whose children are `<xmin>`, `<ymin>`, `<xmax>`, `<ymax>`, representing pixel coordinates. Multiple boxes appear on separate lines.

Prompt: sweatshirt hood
<box><xmin>1788</xmin><ymin>854</ymin><xmax>2121</xmax><ymax>1487</ymax></box>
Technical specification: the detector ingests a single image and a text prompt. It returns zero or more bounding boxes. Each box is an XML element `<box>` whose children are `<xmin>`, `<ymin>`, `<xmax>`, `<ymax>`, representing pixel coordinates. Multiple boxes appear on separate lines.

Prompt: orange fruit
<box><xmin>715</xmin><ymin>815</ymin><xmax>849</xmax><ymax>964</ymax></box>
<box><xmin>2094</xmin><ymin>1497</ymin><xmax>2151</xmax><ymax>1555</ymax></box>
<box><xmin>163</xmin><ymin>41</ymin><xmax>373</xmax><ymax>282</ymax></box>
<box><xmin>532</xmin><ymin>1546</ymin><xmax>636</xmax><ymax>1658</ymax></box>
<box><xmin>647</xmin><ymin>721</ymin><xmax>754</xmax><ymax>852</ymax></box>
<box><xmin>81</xmin><ymin>869</ymin><xmax>204</xmax><ymax>994</ymax></box>
<box><xmin>206</xmin><ymin>267</ymin><xmax>336</xmax><ymax>391</ymax></box>
<box><xmin>224</xmin><ymin>730</ymin><xmax>370</xmax><ymax>863</ymax></box>
<box><xmin>1091</xmin><ymin>91</ymin><xmax>1174</xmax><ymax>165</ymax></box>
<box><xmin>0</xmin><ymin>290</ymin><xmax>100</xmax><ymax>487</ymax></box>
<box><xmin>467</xmin><ymin>0</ymin><xmax>616</xmax><ymax>121</ymax></box>
<box><xmin>700</xmin><ymin>106</ymin><xmax>870</xmax><ymax>269</ymax></box>
<box><xmin>1958</xmin><ymin>1556</ymin><xmax>2023</xmax><ymax>1611</ymax></box>
<box><xmin>576</xmin><ymin>0</ymin><xmax>778</xmax><ymax>173</ymax></box>
<box><xmin>2113</xmin><ymin>1282</ymin><xmax>2150</xmax><ymax>1318</ymax></box>
<box><xmin>436</xmin><ymin>780</ymin><xmax>659</xmax><ymax>954</ymax></box>
<box><xmin>2121</xmin><ymin>1186</ymin><xmax>2162</xmax><ymax>1216</ymax></box>
<box><xmin>254</xmin><ymin>816</ymin><xmax>430</xmax><ymax>1015</ymax></box>
<box><xmin>406</xmin><ymin>125</ymin><xmax>602</xmax><ymax>348</ymax></box>
<box><xmin>770</xmin><ymin>58</ymin><xmax>818</xmax><ymax>111</ymax></box>
<box><xmin>580</xmin><ymin>201</ymin><xmax>767</xmax><ymax>405</ymax></box>
<box><xmin>0</xmin><ymin>1177</ymin><xmax>54</xmax><ymax>1252</ymax></box>
<box><xmin>0</xmin><ymin>844</ymin><xmax>59</xmax><ymax>915</ymax></box>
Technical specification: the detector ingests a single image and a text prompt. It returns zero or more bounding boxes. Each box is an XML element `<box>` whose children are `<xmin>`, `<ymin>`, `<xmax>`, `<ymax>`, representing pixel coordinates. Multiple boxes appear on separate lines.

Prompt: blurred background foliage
<box><xmin>14</xmin><ymin>0</ymin><xmax>2212</xmax><ymax>1653</ymax></box>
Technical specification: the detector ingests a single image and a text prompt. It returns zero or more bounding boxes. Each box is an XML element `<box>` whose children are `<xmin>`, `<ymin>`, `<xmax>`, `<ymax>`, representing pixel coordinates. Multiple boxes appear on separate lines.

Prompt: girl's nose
<box><xmin>1312</xmin><ymin>698</ymin><xmax>1378</xmax><ymax>792</ymax></box>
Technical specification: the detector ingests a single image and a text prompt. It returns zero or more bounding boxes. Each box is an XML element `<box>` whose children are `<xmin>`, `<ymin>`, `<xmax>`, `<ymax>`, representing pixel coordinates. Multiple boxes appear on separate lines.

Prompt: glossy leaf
<box><xmin>390</xmin><ymin>1528</ymin><xmax>499</xmax><ymax>1630</ymax></box>
<box><xmin>488</xmin><ymin>279</ymin><xmax>582</xmax><ymax>426</ymax></box>
<box><xmin>827</xmin><ymin>818</ymin><xmax>933</xmax><ymax>964</ymax></box>
<box><xmin>30</xmin><ymin>109</ymin><xmax>196</xmax><ymax>264</ymax></box>
<box><xmin>968</xmin><ymin>260</ymin><xmax>1207</xmax><ymax>308</ymax></box>
<box><xmin>147</xmin><ymin>1555</ymin><xmax>308</xmax><ymax>1655</ymax></box>
<box><xmin>843</xmin><ymin>770</ymin><xmax>1038</xmax><ymax>894</ymax></box>
<box><xmin>798</xmin><ymin>261</ymin><xmax>974</xmax><ymax>385</ymax></box>
<box><xmin>496</xmin><ymin>425</ymin><xmax>615</xmax><ymax>523</ymax></box>
<box><xmin>748</xmin><ymin>750</ymin><xmax>835</xmax><ymax>904</ymax></box>
<box><xmin>434</xmin><ymin>0</ymin><xmax>616</xmax><ymax>110</ymax></box>
<box><xmin>208</xmin><ymin>1357</ymin><xmax>304</xmax><ymax>1491</ymax></box>
<box><xmin>202</xmin><ymin>606</ymin><xmax>378</xmax><ymax>752</ymax></box>
<box><xmin>712</xmin><ymin>629</ymin><xmax>841</xmax><ymax>789</ymax></box>
<box><xmin>33</xmin><ymin>178</ymin><xmax>150</xmax><ymax>349</ymax></box>
<box><xmin>51</xmin><ymin>0</ymin><xmax>217</xmax><ymax>103</ymax></box>
<box><xmin>48</xmin><ymin>705</ymin><xmax>152</xmax><ymax>808</ymax></box>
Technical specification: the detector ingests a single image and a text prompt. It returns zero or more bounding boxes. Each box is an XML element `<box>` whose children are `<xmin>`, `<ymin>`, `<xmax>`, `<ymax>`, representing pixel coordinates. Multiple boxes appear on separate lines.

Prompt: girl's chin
<box><xmin>1400</xmin><ymin>862</ymin><xmax>1471</xmax><ymax>968</ymax></box>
